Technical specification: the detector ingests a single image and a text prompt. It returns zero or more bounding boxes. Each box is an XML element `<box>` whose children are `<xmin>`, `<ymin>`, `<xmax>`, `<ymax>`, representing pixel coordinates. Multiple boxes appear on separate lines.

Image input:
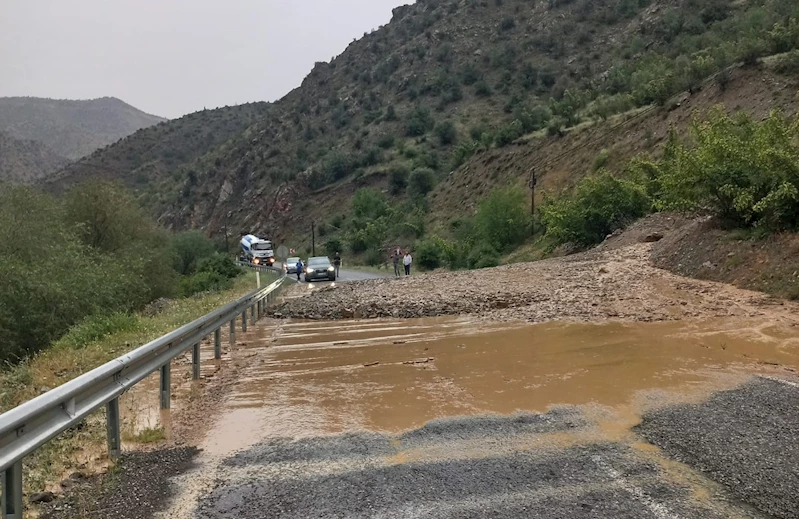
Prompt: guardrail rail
<box><xmin>0</xmin><ymin>265</ymin><xmax>285</xmax><ymax>519</ymax></box>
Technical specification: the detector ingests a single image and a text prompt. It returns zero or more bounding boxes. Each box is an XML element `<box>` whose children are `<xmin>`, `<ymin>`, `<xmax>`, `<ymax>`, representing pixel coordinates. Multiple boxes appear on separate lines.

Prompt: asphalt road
<box><xmin>277</xmin><ymin>262</ymin><xmax>387</xmax><ymax>283</ymax></box>
<box><xmin>194</xmin><ymin>409</ymin><xmax>760</xmax><ymax>519</ymax></box>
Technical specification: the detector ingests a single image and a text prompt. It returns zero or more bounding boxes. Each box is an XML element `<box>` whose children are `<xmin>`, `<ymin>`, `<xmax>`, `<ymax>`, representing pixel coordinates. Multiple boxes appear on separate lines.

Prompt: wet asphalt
<box><xmin>192</xmin><ymin>403</ymin><xmax>784</xmax><ymax>519</ymax></box>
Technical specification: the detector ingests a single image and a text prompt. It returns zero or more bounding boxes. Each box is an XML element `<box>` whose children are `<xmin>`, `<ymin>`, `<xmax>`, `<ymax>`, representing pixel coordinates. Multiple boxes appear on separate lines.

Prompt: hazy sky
<box><xmin>0</xmin><ymin>1</ymin><xmax>410</xmax><ymax>118</ymax></box>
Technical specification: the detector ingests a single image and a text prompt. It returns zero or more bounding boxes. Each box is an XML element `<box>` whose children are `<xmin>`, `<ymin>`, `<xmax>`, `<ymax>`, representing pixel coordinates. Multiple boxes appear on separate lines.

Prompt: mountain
<box><xmin>0</xmin><ymin>131</ymin><xmax>69</xmax><ymax>184</ymax></box>
<box><xmin>47</xmin><ymin>102</ymin><xmax>273</xmax><ymax>203</ymax></box>
<box><xmin>53</xmin><ymin>0</ymin><xmax>799</xmax><ymax>246</ymax></box>
<box><xmin>0</xmin><ymin>97</ymin><xmax>166</xmax><ymax>160</ymax></box>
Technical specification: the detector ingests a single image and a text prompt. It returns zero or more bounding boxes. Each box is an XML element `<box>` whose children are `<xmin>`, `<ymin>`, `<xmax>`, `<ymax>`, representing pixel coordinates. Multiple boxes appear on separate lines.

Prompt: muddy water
<box><xmin>199</xmin><ymin>316</ymin><xmax>799</xmax><ymax>457</ymax></box>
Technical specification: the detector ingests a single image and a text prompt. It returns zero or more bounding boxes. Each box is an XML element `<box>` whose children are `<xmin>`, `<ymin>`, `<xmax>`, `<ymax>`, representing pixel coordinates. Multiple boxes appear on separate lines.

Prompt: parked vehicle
<box><xmin>240</xmin><ymin>235</ymin><xmax>275</xmax><ymax>266</ymax></box>
<box><xmin>304</xmin><ymin>256</ymin><xmax>336</xmax><ymax>282</ymax></box>
<box><xmin>284</xmin><ymin>257</ymin><xmax>301</xmax><ymax>274</ymax></box>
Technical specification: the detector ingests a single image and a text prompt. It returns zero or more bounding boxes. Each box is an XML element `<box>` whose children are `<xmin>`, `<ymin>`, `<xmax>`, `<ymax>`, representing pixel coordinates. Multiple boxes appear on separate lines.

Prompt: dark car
<box><xmin>304</xmin><ymin>256</ymin><xmax>336</xmax><ymax>282</ymax></box>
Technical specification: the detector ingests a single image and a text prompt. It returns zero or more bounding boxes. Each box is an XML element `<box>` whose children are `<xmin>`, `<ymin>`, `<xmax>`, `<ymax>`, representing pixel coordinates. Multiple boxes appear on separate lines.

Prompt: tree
<box><xmin>406</xmin><ymin>106</ymin><xmax>435</xmax><ymax>136</ymax></box>
<box><xmin>172</xmin><ymin>230</ymin><xmax>217</xmax><ymax>275</ymax></box>
<box><xmin>474</xmin><ymin>187</ymin><xmax>530</xmax><ymax>251</ymax></box>
<box><xmin>352</xmin><ymin>188</ymin><xmax>390</xmax><ymax>220</ymax></box>
<box><xmin>434</xmin><ymin>121</ymin><xmax>458</xmax><ymax>146</ymax></box>
<box><xmin>408</xmin><ymin>168</ymin><xmax>436</xmax><ymax>197</ymax></box>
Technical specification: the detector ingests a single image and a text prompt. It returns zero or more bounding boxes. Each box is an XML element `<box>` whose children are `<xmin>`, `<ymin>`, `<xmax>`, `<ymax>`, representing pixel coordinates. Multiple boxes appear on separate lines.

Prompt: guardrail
<box><xmin>0</xmin><ymin>265</ymin><xmax>285</xmax><ymax>519</ymax></box>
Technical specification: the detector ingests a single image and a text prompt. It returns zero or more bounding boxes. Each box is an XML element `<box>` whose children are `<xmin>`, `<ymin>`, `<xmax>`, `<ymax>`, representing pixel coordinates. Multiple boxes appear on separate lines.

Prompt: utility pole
<box><xmin>529</xmin><ymin>168</ymin><xmax>537</xmax><ymax>236</ymax></box>
<box><xmin>311</xmin><ymin>222</ymin><xmax>316</xmax><ymax>256</ymax></box>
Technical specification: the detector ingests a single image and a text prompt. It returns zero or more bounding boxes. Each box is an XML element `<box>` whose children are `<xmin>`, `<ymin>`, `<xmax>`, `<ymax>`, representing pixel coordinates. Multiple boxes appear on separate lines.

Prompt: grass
<box><xmin>0</xmin><ymin>271</ymin><xmax>260</xmax><ymax>496</ymax></box>
<box><xmin>125</xmin><ymin>426</ymin><xmax>167</xmax><ymax>444</ymax></box>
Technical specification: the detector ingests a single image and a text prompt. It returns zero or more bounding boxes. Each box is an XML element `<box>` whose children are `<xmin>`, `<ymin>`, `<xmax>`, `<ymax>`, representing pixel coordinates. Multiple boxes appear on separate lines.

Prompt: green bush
<box><xmin>389</xmin><ymin>164</ymin><xmax>410</xmax><ymax>195</ymax></box>
<box><xmin>474</xmin><ymin>186</ymin><xmax>531</xmax><ymax>251</ymax></box>
<box><xmin>406</xmin><ymin>106</ymin><xmax>435</xmax><ymax>136</ymax></box>
<box><xmin>172</xmin><ymin>230</ymin><xmax>216</xmax><ymax>275</ymax></box>
<box><xmin>647</xmin><ymin>108</ymin><xmax>799</xmax><ymax>229</ymax></box>
<box><xmin>474</xmin><ymin>81</ymin><xmax>492</xmax><ymax>97</ymax></box>
<box><xmin>415</xmin><ymin>237</ymin><xmax>451</xmax><ymax>270</ymax></box>
<box><xmin>352</xmin><ymin>188</ymin><xmax>390</xmax><ymax>219</ymax></box>
<box><xmin>408</xmin><ymin>168</ymin><xmax>436</xmax><ymax>197</ymax></box>
<box><xmin>180</xmin><ymin>271</ymin><xmax>233</xmax><ymax>297</ymax></box>
<box><xmin>435</xmin><ymin>121</ymin><xmax>458</xmax><ymax>145</ymax></box>
<box><xmin>195</xmin><ymin>253</ymin><xmax>241</xmax><ymax>279</ymax></box>
<box><xmin>467</xmin><ymin>242</ymin><xmax>500</xmax><ymax>269</ymax></box>
<box><xmin>54</xmin><ymin>313</ymin><xmax>141</xmax><ymax>350</ymax></box>
<box><xmin>540</xmin><ymin>172</ymin><xmax>652</xmax><ymax>248</ymax></box>
<box><xmin>325</xmin><ymin>238</ymin><xmax>344</xmax><ymax>257</ymax></box>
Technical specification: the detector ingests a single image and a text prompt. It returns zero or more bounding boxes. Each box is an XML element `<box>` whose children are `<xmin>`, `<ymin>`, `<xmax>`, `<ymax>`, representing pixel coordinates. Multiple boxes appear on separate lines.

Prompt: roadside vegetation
<box><xmin>0</xmin><ymin>269</ymin><xmax>258</xmax><ymax>495</ymax></box>
<box><xmin>0</xmin><ymin>181</ymin><xmax>243</xmax><ymax>366</ymax></box>
<box><xmin>540</xmin><ymin>108</ymin><xmax>799</xmax><ymax>248</ymax></box>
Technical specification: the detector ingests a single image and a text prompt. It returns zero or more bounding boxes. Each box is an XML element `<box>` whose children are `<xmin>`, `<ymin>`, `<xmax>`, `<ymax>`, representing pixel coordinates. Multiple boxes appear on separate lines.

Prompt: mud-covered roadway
<box><xmin>43</xmin><ymin>233</ymin><xmax>799</xmax><ymax>519</ymax></box>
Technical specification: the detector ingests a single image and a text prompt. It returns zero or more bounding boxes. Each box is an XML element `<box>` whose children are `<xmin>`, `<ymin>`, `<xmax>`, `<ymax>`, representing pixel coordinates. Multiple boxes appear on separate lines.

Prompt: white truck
<box><xmin>240</xmin><ymin>234</ymin><xmax>276</xmax><ymax>266</ymax></box>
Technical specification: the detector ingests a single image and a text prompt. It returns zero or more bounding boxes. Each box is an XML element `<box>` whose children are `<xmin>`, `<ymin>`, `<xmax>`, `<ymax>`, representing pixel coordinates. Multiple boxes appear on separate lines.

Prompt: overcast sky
<box><xmin>0</xmin><ymin>1</ymin><xmax>410</xmax><ymax>118</ymax></box>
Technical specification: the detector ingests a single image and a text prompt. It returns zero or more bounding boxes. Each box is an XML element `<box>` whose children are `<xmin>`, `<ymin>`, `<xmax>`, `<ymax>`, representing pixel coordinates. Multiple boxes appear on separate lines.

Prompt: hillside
<box><xmin>0</xmin><ymin>96</ymin><xmax>165</xmax><ymax>160</ymax></box>
<box><xmin>0</xmin><ymin>131</ymin><xmax>69</xmax><ymax>184</ymax></box>
<box><xmin>47</xmin><ymin>102</ymin><xmax>273</xmax><ymax>207</ymax></box>
<box><xmin>54</xmin><ymin>0</ymin><xmax>799</xmax><ymax>248</ymax></box>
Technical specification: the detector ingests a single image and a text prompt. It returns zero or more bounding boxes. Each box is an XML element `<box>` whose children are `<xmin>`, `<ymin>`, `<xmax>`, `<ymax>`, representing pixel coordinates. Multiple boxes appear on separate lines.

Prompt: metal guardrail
<box><xmin>0</xmin><ymin>265</ymin><xmax>285</xmax><ymax>518</ymax></box>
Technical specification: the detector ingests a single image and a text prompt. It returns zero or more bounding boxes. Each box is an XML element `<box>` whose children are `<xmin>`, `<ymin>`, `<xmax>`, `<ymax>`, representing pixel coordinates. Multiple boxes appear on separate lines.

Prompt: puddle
<box><xmin>199</xmin><ymin>316</ymin><xmax>799</xmax><ymax>457</ymax></box>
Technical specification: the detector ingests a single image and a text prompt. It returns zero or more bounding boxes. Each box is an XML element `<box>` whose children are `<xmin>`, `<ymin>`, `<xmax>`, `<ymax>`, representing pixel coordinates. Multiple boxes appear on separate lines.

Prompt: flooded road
<box><xmin>154</xmin><ymin>313</ymin><xmax>799</xmax><ymax>518</ymax></box>
<box><xmin>200</xmin><ymin>316</ymin><xmax>799</xmax><ymax>454</ymax></box>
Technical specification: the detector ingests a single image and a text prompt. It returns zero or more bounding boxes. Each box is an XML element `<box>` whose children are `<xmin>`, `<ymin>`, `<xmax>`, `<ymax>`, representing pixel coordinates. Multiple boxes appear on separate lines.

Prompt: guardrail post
<box><xmin>2</xmin><ymin>460</ymin><xmax>23</xmax><ymax>519</ymax></box>
<box><xmin>214</xmin><ymin>328</ymin><xmax>222</xmax><ymax>359</ymax></box>
<box><xmin>229</xmin><ymin>319</ymin><xmax>236</xmax><ymax>347</ymax></box>
<box><xmin>242</xmin><ymin>310</ymin><xmax>248</xmax><ymax>332</ymax></box>
<box><xmin>106</xmin><ymin>398</ymin><xmax>121</xmax><ymax>459</ymax></box>
<box><xmin>160</xmin><ymin>361</ymin><xmax>171</xmax><ymax>410</ymax></box>
<box><xmin>250</xmin><ymin>304</ymin><xmax>255</xmax><ymax>323</ymax></box>
<box><xmin>192</xmin><ymin>343</ymin><xmax>201</xmax><ymax>380</ymax></box>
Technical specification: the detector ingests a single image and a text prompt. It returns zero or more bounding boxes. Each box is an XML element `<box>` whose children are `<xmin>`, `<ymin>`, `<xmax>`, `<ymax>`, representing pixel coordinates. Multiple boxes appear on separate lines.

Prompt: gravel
<box><xmin>41</xmin><ymin>447</ymin><xmax>199</xmax><ymax>519</ymax></box>
<box><xmin>195</xmin><ymin>411</ymin><xmax>746</xmax><ymax>519</ymax></box>
<box><xmin>266</xmin><ymin>243</ymin><xmax>791</xmax><ymax>325</ymax></box>
<box><xmin>636</xmin><ymin>377</ymin><xmax>799</xmax><ymax>519</ymax></box>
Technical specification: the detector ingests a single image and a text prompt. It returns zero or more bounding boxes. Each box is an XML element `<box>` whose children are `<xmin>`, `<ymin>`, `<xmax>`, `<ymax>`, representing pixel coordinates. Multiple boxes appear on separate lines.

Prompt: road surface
<box><xmin>275</xmin><ymin>262</ymin><xmax>388</xmax><ymax>283</ymax></box>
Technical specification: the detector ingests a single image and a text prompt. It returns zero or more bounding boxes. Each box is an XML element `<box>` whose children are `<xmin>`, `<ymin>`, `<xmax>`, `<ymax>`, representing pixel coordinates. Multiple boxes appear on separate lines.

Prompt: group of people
<box><xmin>392</xmin><ymin>248</ymin><xmax>413</xmax><ymax>277</ymax></box>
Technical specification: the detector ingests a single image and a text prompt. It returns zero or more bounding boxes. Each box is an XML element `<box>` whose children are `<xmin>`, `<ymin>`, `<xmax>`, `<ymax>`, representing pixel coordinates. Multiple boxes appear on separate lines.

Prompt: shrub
<box><xmin>434</xmin><ymin>121</ymin><xmax>458</xmax><ymax>145</ymax></box>
<box><xmin>540</xmin><ymin>172</ymin><xmax>652</xmax><ymax>248</ymax></box>
<box><xmin>775</xmin><ymin>50</ymin><xmax>799</xmax><ymax>75</ymax></box>
<box><xmin>415</xmin><ymin>237</ymin><xmax>447</xmax><ymax>270</ymax></box>
<box><xmin>474</xmin><ymin>80</ymin><xmax>492</xmax><ymax>97</ymax></box>
<box><xmin>180</xmin><ymin>271</ymin><xmax>233</xmax><ymax>297</ymax></box>
<box><xmin>467</xmin><ymin>242</ymin><xmax>500</xmax><ymax>269</ymax></box>
<box><xmin>408</xmin><ymin>168</ymin><xmax>436</xmax><ymax>197</ymax></box>
<box><xmin>195</xmin><ymin>253</ymin><xmax>241</xmax><ymax>279</ymax></box>
<box><xmin>495</xmin><ymin>120</ymin><xmax>525</xmax><ymax>146</ymax></box>
<box><xmin>406</xmin><ymin>106</ymin><xmax>435</xmax><ymax>136</ymax></box>
<box><xmin>651</xmin><ymin>108</ymin><xmax>799</xmax><ymax>229</ymax></box>
<box><xmin>172</xmin><ymin>230</ymin><xmax>216</xmax><ymax>275</ymax></box>
<box><xmin>500</xmin><ymin>17</ymin><xmax>516</xmax><ymax>31</ymax></box>
<box><xmin>54</xmin><ymin>313</ymin><xmax>141</xmax><ymax>350</ymax></box>
<box><xmin>325</xmin><ymin>238</ymin><xmax>344</xmax><ymax>257</ymax></box>
<box><xmin>352</xmin><ymin>188</ymin><xmax>390</xmax><ymax>220</ymax></box>
<box><xmin>389</xmin><ymin>164</ymin><xmax>410</xmax><ymax>195</ymax></box>
<box><xmin>474</xmin><ymin>187</ymin><xmax>531</xmax><ymax>251</ymax></box>
<box><xmin>592</xmin><ymin>149</ymin><xmax>610</xmax><ymax>172</ymax></box>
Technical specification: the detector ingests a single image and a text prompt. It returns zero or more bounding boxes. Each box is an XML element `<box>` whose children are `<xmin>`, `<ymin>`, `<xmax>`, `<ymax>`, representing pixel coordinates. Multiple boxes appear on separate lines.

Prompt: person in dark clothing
<box><xmin>295</xmin><ymin>259</ymin><xmax>303</xmax><ymax>281</ymax></box>
<box><xmin>333</xmin><ymin>252</ymin><xmax>342</xmax><ymax>277</ymax></box>
<box><xmin>392</xmin><ymin>252</ymin><xmax>401</xmax><ymax>277</ymax></box>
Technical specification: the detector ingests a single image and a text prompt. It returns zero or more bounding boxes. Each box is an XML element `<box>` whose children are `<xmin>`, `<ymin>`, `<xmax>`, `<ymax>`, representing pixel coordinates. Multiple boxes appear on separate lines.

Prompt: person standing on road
<box><xmin>333</xmin><ymin>252</ymin><xmax>342</xmax><ymax>278</ymax></box>
<box><xmin>392</xmin><ymin>251</ymin><xmax>401</xmax><ymax>277</ymax></box>
<box><xmin>295</xmin><ymin>259</ymin><xmax>303</xmax><ymax>281</ymax></box>
<box><xmin>403</xmin><ymin>251</ymin><xmax>413</xmax><ymax>276</ymax></box>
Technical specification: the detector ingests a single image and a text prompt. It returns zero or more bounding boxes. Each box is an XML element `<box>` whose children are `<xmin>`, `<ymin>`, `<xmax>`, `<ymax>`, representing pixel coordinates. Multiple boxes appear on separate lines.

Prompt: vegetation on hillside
<box><xmin>0</xmin><ymin>96</ymin><xmax>165</xmax><ymax>160</ymax></box>
<box><xmin>540</xmin><ymin>108</ymin><xmax>799</xmax><ymax>247</ymax></box>
<box><xmin>0</xmin><ymin>182</ymin><xmax>242</xmax><ymax>364</ymax></box>
<box><xmin>0</xmin><ymin>130</ymin><xmax>70</xmax><ymax>183</ymax></box>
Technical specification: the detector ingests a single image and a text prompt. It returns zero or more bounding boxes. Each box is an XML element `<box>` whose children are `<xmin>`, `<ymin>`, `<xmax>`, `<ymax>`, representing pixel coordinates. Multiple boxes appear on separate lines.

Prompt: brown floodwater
<box><xmin>198</xmin><ymin>315</ymin><xmax>799</xmax><ymax>456</ymax></box>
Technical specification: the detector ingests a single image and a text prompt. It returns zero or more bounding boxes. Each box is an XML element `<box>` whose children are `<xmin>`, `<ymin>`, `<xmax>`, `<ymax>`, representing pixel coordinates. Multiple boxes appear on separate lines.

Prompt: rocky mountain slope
<box><xmin>52</xmin><ymin>0</ymin><xmax>799</xmax><ymax>246</ymax></box>
<box><xmin>0</xmin><ymin>97</ymin><xmax>166</xmax><ymax>161</ymax></box>
<box><xmin>0</xmin><ymin>131</ymin><xmax>69</xmax><ymax>184</ymax></box>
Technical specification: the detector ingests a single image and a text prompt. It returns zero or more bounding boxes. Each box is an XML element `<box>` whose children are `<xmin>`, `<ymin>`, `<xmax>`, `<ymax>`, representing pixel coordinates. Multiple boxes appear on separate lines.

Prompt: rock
<box><xmin>598</xmin><ymin>267</ymin><xmax>608</xmax><ymax>274</ymax></box>
<box><xmin>30</xmin><ymin>491</ymin><xmax>55</xmax><ymax>504</ymax></box>
<box><xmin>702</xmin><ymin>261</ymin><xmax>716</xmax><ymax>270</ymax></box>
<box><xmin>363</xmin><ymin>361</ymin><xmax>380</xmax><ymax>367</ymax></box>
<box><xmin>643</xmin><ymin>232</ymin><xmax>664</xmax><ymax>243</ymax></box>
<box><xmin>340</xmin><ymin>308</ymin><xmax>355</xmax><ymax>318</ymax></box>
